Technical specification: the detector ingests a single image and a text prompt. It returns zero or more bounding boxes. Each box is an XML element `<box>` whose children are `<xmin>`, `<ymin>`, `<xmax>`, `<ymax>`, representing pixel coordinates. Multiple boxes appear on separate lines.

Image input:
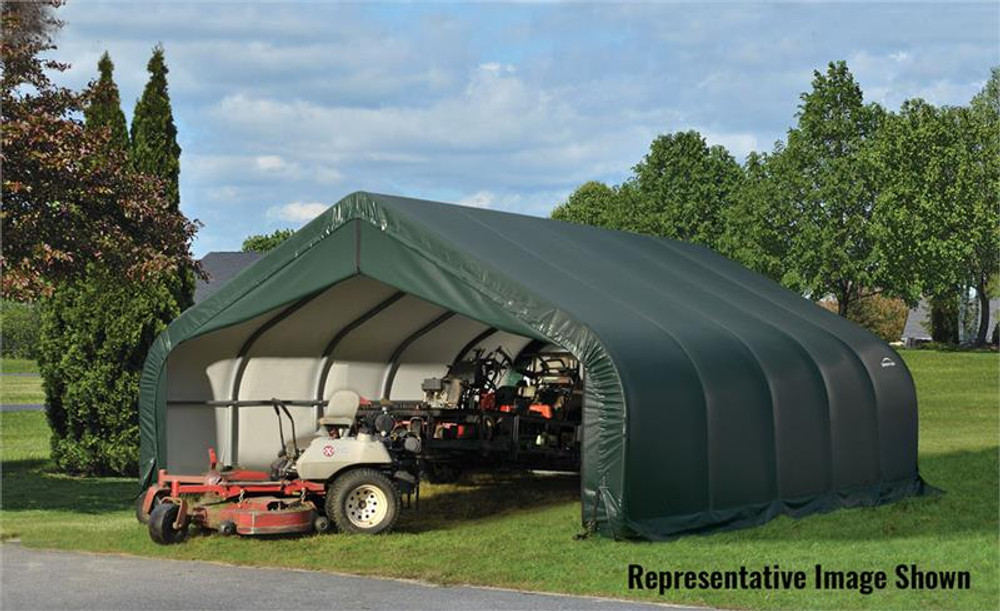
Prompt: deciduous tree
<box><xmin>1</xmin><ymin>2</ymin><xmax>197</xmax><ymax>300</ymax></box>
<box><xmin>242</xmin><ymin>229</ymin><xmax>296</xmax><ymax>253</ymax></box>
<box><xmin>778</xmin><ymin>61</ymin><xmax>886</xmax><ymax>315</ymax></box>
<box><xmin>963</xmin><ymin>69</ymin><xmax>1000</xmax><ymax>345</ymax></box>
<box><xmin>720</xmin><ymin>149</ymin><xmax>798</xmax><ymax>285</ymax></box>
<box><xmin>630</xmin><ymin>130</ymin><xmax>743</xmax><ymax>249</ymax></box>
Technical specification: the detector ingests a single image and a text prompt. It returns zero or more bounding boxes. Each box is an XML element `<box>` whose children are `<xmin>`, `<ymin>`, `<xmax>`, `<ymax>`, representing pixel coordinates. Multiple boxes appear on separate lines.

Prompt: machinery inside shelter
<box><xmin>162</xmin><ymin>275</ymin><xmax>584</xmax><ymax>479</ymax></box>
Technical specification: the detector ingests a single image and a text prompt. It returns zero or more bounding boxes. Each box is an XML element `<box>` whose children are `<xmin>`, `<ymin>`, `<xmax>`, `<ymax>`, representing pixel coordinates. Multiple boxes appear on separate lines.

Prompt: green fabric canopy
<box><xmin>140</xmin><ymin>191</ymin><xmax>930</xmax><ymax>539</ymax></box>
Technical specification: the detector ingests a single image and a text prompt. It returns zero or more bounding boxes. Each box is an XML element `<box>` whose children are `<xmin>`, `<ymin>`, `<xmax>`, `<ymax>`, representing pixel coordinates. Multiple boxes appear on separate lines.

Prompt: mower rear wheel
<box><xmin>148</xmin><ymin>502</ymin><xmax>187</xmax><ymax>545</ymax></box>
<box><xmin>326</xmin><ymin>469</ymin><xmax>400</xmax><ymax>535</ymax></box>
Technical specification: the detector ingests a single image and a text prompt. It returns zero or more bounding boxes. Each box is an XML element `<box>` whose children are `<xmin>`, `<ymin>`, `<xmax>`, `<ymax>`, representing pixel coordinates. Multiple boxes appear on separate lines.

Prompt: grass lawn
<box><xmin>1</xmin><ymin>350</ymin><xmax>996</xmax><ymax>609</ymax></box>
<box><xmin>0</xmin><ymin>359</ymin><xmax>43</xmax><ymax>405</ymax></box>
<box><xmin>0</xmin><ymin>358</ymin><xmax>39</xmax><ymax>374</ymax></box>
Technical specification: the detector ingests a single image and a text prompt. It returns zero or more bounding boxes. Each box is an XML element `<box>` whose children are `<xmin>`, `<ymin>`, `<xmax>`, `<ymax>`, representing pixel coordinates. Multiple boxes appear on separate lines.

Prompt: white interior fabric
<box><xmin>162</xmin><ymin>276</ymin><xmax>541</xmax><ymax>472</ymax></box>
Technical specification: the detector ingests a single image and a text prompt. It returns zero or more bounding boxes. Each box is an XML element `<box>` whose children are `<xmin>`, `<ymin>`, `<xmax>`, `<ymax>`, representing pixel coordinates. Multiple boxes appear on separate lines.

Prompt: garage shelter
<box><xmin>140</xmin><ymin>191</ymin><xmax>930</xmax><ymax>539</ymax></box>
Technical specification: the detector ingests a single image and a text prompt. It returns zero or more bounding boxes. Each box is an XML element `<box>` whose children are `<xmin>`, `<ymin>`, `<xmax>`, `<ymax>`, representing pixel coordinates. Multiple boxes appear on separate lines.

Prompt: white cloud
<box><xmin>478</xmin><ymin>62</ymin><xmax>515</xmax><ymax>75</ymax></box>
<box><xmin>206</xmin><ymin>62</ymin><xmax>663</xmax><ymax>193</ymax></box>
<box><xmin>266</xmin><ymin>201</ymin><xmax>329</xmax><ymax>224</ymax></box>
<box><xmin>458</xmin><ymin>191</ymin><xmax>495</xmax><ymax>209</ymax></box>
<box><xmin>255</xmin><ymin>155</ymin><xmax>288</xmax><ymax>172</ymax></box>
<box><xmin>50</xmin><ymin>0</ymin><xmax>994</xmax><ymax>258</ymax></box>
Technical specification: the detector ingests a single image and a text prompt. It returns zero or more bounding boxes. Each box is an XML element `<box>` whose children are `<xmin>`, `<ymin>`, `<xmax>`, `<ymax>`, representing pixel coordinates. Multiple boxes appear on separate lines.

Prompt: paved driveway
<box><xmin>2</xmin><ymin>544</ymin><xmax>698</xmax><ymax>610</ymax></box>
<box><xmin>0</xmin><ymin>404</ymin><xmax>44</xmax><ymax>412</ymax></box>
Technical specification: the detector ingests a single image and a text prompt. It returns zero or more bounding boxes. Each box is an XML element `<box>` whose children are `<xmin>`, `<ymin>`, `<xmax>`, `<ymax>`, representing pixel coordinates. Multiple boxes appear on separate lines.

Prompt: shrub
<box><xmin>0</xmin><ymin>300</ymin><xmax>40</xmax><ymax>359</ymax></box>
<box><xmin>38</xmin><ymin>266</ymin><xmax>183</xmax><ymax>476</ymax></box>
<box><xmin>819</xmin><ymin>294</ymin><xmax>909</xmax><ymax>343</ymax></box>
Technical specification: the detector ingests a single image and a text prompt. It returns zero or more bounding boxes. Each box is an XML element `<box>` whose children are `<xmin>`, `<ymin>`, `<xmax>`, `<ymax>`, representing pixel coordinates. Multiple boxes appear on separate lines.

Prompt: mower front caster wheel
<box><xmin>148</xmin><ymin>503</ymin><xmax>187</xmax><ymax>545</ymax></box>
<box><xmin>326</xmin><ymin>469</ymin><xmax>400</xmax><ymax>535</ymax></box>
<box><xmin>135</xmin><ymin>490</ymin><xmax>165</xmax><ymax>525</ymax></box>
<box><xmin>313</xmin><ymin>515</ymin><xmax>332</xmax><ymax>534</ymax></box>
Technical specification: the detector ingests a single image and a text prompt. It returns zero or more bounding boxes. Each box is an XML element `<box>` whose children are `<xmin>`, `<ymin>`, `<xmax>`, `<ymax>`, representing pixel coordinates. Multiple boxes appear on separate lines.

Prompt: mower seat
<box><xmin>320</xmin><ymin>390</ymin><xmax>361</xmax><ymax>427</ymax></box>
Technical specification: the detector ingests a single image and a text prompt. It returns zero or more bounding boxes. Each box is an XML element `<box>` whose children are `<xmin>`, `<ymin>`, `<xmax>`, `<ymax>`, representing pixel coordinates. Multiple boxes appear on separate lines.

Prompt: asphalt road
<box><xmin>0</xmin><ymin>404</ymin><xmax>44</xmax><ymax>412</ymax></box>
<box><xmin>1</xmin><ymin>544</ymin><xmax>698</xmax><ymax>611</ymax></box>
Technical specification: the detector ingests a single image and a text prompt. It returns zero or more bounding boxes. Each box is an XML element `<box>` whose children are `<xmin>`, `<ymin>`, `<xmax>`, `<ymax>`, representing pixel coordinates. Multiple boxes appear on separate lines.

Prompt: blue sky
<box><xmin>50</xmin><ymin>1</ymin><xmax>999</xmax><ymax>257</ymax></box>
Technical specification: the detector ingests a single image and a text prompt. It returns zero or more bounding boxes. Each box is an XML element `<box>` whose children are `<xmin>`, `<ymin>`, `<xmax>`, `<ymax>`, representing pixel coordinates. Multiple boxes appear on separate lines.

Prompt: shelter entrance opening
<box><xmin>163</xmin><ymin>275</ymin><xmax>584</xmax><ymax>478</ymax></box>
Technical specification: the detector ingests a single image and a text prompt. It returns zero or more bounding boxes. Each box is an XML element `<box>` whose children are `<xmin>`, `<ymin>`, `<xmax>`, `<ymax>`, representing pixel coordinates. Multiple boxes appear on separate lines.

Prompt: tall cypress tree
<box><xmin>131</xmin><ymin>44</ymin><xmax>194</xmax><ymax>310</ymax></box>
<box><xmin>131</xmin><ymin>44</ymin><xmax>181</xmax><ymax>209</ymax></box>
<box><xmin>84</xmin><ymin>51</ymin><xmax>129</xmax><ymax>152</ymax></box>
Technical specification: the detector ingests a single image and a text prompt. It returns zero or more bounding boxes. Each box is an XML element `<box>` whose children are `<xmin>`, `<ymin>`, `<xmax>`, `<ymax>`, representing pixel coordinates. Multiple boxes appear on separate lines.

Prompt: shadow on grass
<box><xmin>3</xmin><ymin>449</ymin><xmax>994</xmax><ymax>542</ymax></box>
<box><xmin>1</xmin><ymin>458</ymin><xmax>135</xmax><ymax>514</ymax></box>
<box><xmin>397</xmin><ymin>471</ymin><xmax>580</xmax><ymax>534</ymax></box>
<box><xmin>1</xmin><ymin>456</ymin><xmax>578</xmax><ymax>530</ymax></box>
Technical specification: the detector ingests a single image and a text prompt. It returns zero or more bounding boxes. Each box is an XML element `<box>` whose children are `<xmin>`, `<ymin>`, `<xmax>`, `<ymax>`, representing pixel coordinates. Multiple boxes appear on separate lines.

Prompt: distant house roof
<box><xmin>902</xmin><ymin>297</ymin><xmax>1000</xmax><ymax>341</ymax></box>
<box><xmin>194</xmin><ymin>252</ymin><xmax>263</xmax><ymax>303</ymax></box>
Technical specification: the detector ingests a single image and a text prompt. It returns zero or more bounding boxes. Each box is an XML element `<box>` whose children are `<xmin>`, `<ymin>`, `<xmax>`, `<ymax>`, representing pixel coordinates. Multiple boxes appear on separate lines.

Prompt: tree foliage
<box><xmin>1</xmin><ymin>2</ymin><xmax>197</xmax><ymax>301</ymax></box>
<box><xmin>962</xmin><ymin>69</ymin><xmax>1000</xmax><ymax>345</ymax></box>
<box><xmin>38</xmin><ymin>266</ymin><xmax>185</xmax><ymax>475</ymax></box>
<box><xmin>131</xmin><ymin>44</ymin><xmax>181</xmax><ymax>210</ymax></box>
<box><xmin>0</xmin><ymin>300</ymin><xmax>41</xmax><ymax>359</ymax></box>
<box><xmin>552</xmin><ymin>132</ymin><xmax>741</xmax><ymax>253</ymax></box>
<box><xmin>819</xmin><ymin>294</ymin><xmax>909</xmax><ymax>344</ymax></box>
<box><xmin>84</xmin><ymin>52</ymin><xmax>129</xmax><ymax>153</ymax></box>
<box><xmin>775</xmin><ymin>61</ymin><xmax>887</xmax><ymax>315</ymax></box>
<box><xmin>871</xmin><ymin>99</ymin><xmax>962</xmax><ymax>302</ymax></box>
<box><xmin>3</xmin><ymin>3</ymin><xmax>199</xmax><ymax>475</ymax></box>
<box><xmin>871</xmin><ymin>71</ymin><xmax>999</xmax><ymax>345</ymax></box>
<box><xmin>132</xmin><ymin>44</ymin><xmax>195</xmax><ymax>312</ymax></box>
<box><xmin>38</xmin><ymin>46</ymin><xmax>198</xmax><ymax>476</ymax></box>
<box><xmin>242</xmin><ymin>229</ymin><xmax>296</xmax><ymax>253</ymax></box>
<box><xmin>720</xmin><ymin>149</ymin><xmax>797</xmax><ymax>285</ymax></box>
<box><xmin>552</xmin><ymin>60</ymin><xmax>999</xmax><ymax>345</ymax></box>
<box><xmin>630</xmin><ymin>130</ymin><xmax>743</xmax><ymax>248</ymax></box>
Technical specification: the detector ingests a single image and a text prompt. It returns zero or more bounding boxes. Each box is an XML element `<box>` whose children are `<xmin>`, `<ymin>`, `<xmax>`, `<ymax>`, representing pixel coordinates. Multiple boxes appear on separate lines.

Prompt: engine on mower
<box><xmin>403</xmin><ymin>344</ymin><xmax>583</xmax><ymax>482</ymax></box>
<box><xmin>137</xmin><ymin>392</ymin><xmax>421</xmax><ymax>544</ymax></box>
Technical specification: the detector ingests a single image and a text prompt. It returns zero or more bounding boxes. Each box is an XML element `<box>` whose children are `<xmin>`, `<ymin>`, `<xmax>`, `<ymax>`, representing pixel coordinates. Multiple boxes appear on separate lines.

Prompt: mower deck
<box><xmin>139</xmin><ymin>452</ymin><xmax>329</xmax><ymax>543</ymax></box>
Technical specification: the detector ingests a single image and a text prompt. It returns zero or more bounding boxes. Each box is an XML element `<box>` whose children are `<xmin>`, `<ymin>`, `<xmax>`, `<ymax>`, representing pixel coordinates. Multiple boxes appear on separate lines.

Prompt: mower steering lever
<box><xmin>271</xmin><ymin>399</ymin><xmax>301</xmax><ymax>459</ymax></box>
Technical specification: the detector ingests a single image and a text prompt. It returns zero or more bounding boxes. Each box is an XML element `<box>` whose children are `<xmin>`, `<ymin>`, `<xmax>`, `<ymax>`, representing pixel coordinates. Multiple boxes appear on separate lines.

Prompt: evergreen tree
<box><xmin>131</xmin><ymin>44</ymin><xmax>194</xmax><ymax>311</ymax></box>
<box><xmin>84</xmin><ymin>52</ymin><xmax>128</xmax><ymax>152</ymax></box>
<box><xmin>131</xmin><ymin>44</ymin><xmax>181</xmax><ymax>209</ymax></box>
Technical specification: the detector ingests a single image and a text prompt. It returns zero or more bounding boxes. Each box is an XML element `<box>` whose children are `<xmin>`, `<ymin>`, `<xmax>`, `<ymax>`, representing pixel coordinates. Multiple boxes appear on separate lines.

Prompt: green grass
<box><xmin>1</xmin><ymin>350</ymin><xmax>997</xmax><ymax>610</ymax></box>
<box><xmin>1</xmin><ymin>358</ymin><xmax>43</xmax><ymax>405</ymax></box>
<box><xmin>1</xmin><ymin>376</ymin><xmax>44</xmax><ymax>405</ymax></box>
<box><xmin>0</xmin><ymin>358</ymin><xmax>40</xmax><ymax>374</ymax></box>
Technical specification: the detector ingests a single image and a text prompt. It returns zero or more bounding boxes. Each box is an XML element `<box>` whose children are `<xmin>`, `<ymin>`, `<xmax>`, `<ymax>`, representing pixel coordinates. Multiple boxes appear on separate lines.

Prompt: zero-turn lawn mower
<box><xmin>136</xmin><ymin>391</ymin><xmax>421</xmax><ymax>544</ymax></box>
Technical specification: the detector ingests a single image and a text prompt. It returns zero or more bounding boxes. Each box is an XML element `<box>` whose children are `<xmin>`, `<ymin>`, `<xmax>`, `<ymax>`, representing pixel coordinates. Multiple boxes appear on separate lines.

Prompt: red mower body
<box><xmin>139</xmin><ymin>453</ymin><xmax>328</xmax><ymax>542</ymax></box>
